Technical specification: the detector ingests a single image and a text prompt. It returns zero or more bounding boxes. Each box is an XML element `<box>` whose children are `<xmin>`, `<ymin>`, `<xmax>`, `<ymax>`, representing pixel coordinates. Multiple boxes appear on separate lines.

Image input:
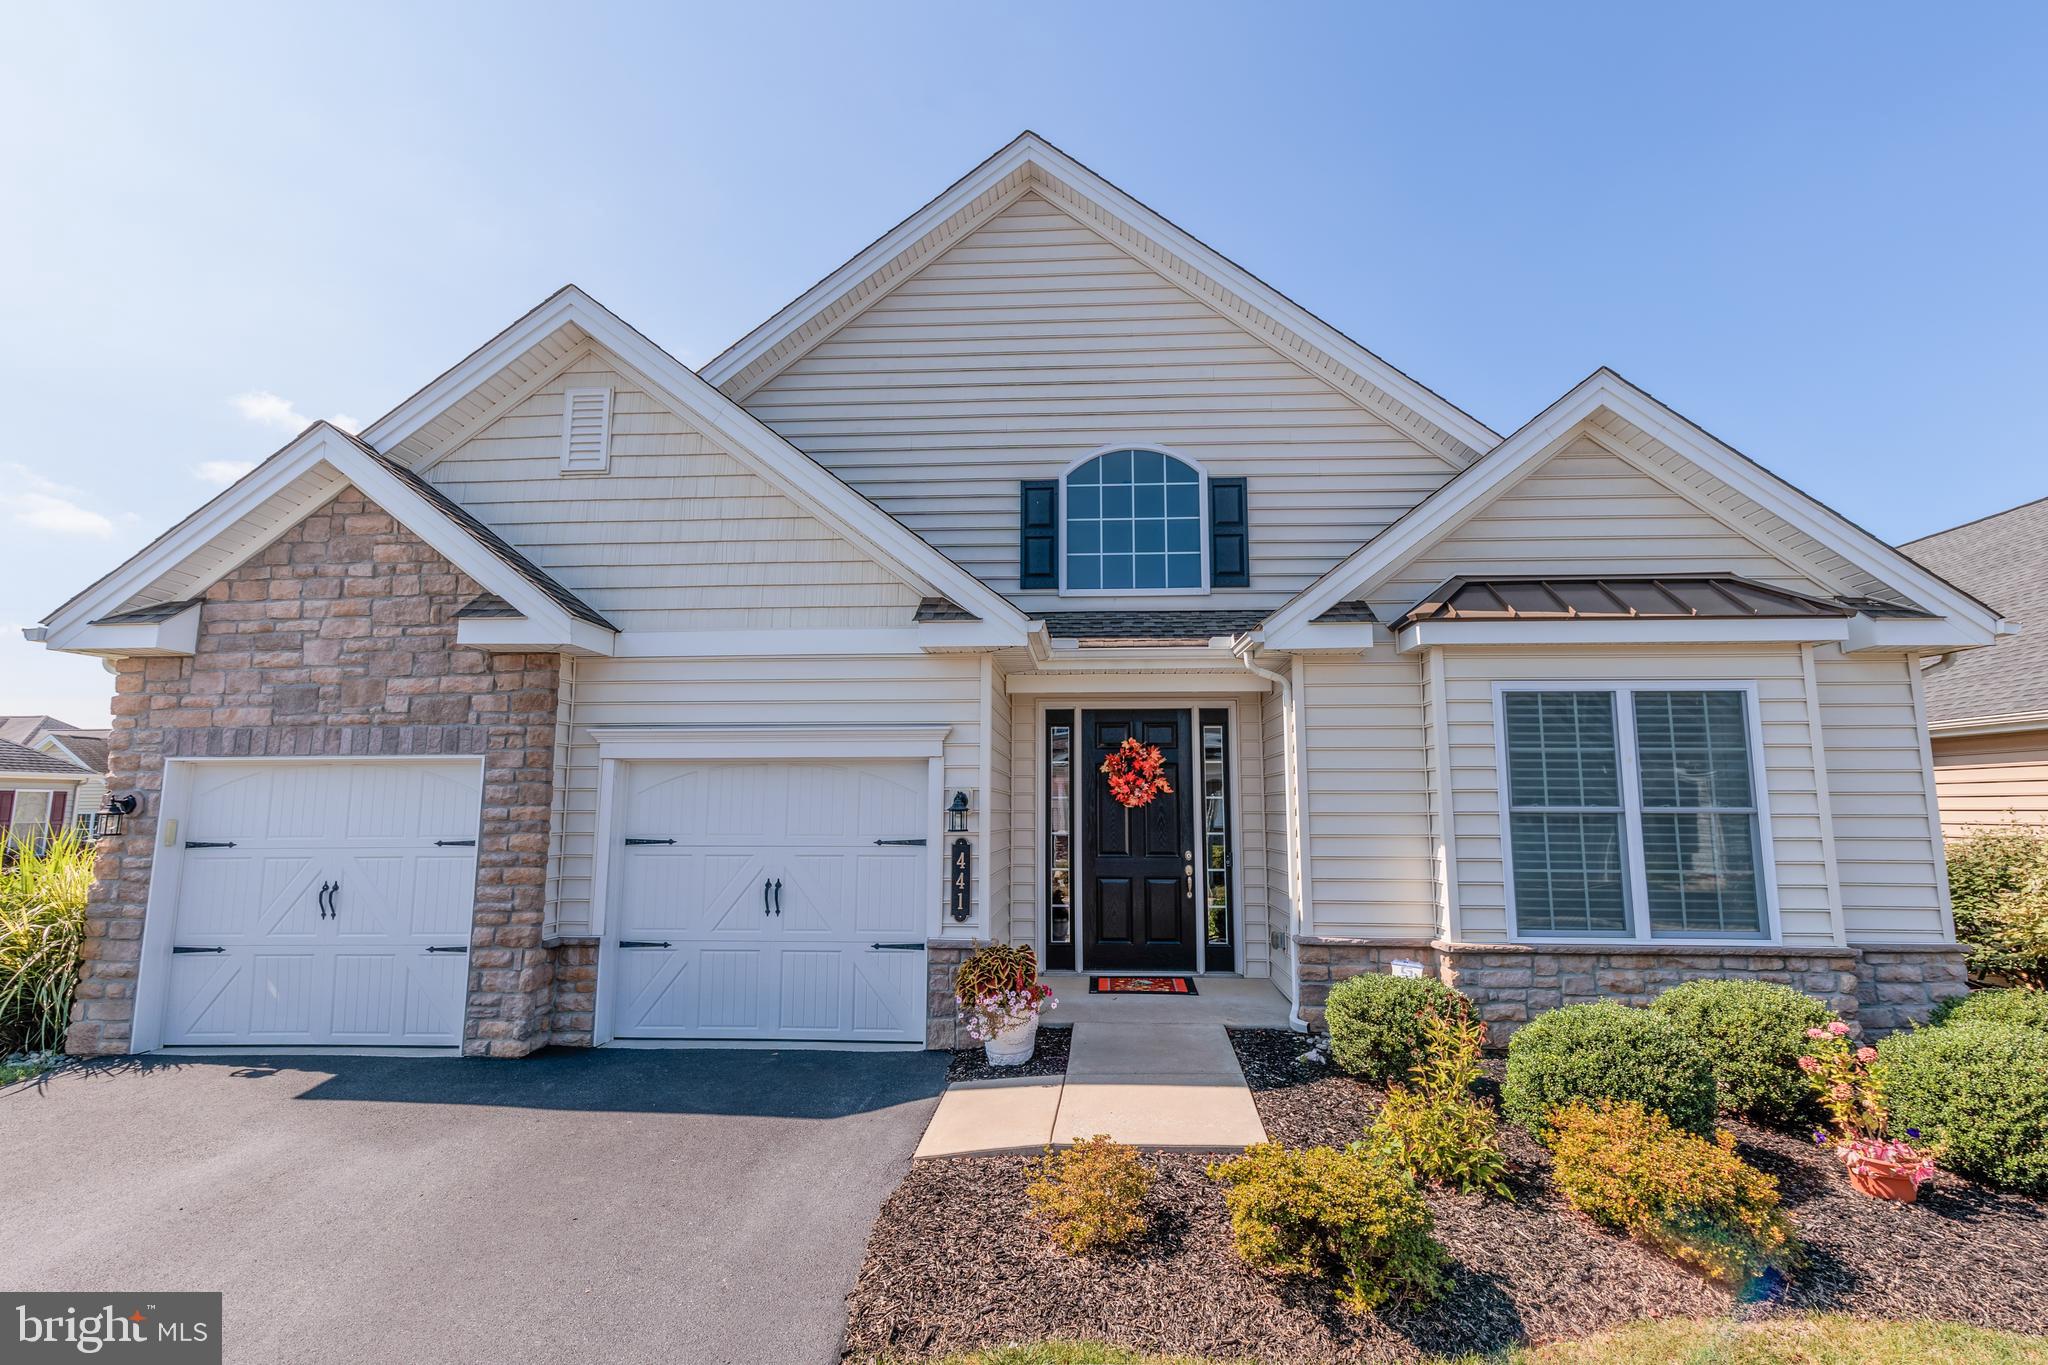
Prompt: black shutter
<box><xmin>1019</xmin><ymin>479</ymin><xmax>1059</xmax><ymax>589</ymax></box>
<box><xmin>1209</xmin><ymin>477</ymin><xmax>1249</xmax><ymax>587</ymax></box>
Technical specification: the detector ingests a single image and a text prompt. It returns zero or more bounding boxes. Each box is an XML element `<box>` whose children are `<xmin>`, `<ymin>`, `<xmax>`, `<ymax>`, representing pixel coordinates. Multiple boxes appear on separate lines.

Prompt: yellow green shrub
<box><xmin>1027</xmin><ymin>1135</ymin><xmax>1153</xmax><ymax>1255</ymax></box>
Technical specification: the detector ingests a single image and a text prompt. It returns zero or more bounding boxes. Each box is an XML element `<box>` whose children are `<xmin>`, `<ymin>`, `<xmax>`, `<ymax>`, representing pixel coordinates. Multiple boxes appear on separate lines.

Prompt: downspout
<box><xmin>1233</xmin><ymin>636</ymin><xmax>1310</xmax><ymax>1032</ymax></box>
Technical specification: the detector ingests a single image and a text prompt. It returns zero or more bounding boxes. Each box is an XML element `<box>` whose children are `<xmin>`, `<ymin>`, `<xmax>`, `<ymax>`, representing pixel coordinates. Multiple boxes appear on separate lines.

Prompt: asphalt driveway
<box><xmin>0</xmin><ymin>1047</ymin><xmax>949</xmax><ymax>1364</ymax></box>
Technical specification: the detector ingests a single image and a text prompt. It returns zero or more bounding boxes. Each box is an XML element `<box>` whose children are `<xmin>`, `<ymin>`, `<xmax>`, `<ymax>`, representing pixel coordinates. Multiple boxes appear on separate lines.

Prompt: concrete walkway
<box><xmin>915</xmin><ymin>1020</ymin><xmax>1266</xmax><ymax>1157</ymax></box>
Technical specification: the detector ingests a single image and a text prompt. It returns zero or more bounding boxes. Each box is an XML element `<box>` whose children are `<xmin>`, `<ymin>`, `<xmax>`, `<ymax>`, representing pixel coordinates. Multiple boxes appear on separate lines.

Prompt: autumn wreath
<box><xmin>1101</xmin><ymin>737</ymin><xmax>1173</xmax><ymax>809</ymax></box>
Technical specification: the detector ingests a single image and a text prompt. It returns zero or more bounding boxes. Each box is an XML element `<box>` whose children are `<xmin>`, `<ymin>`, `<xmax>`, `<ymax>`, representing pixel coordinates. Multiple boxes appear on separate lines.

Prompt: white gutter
<box><xmin>1233</xmin><ymin>636</ymin><xmax>1309</xmax><ymax>1033</ymax></box>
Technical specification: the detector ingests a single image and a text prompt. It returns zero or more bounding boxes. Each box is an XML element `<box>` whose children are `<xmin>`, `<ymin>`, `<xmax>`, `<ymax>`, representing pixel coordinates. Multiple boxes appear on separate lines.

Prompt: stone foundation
<box><xmin>1296</xmin><ymin>936</ymin><xmax>1968</xmax><ymax>1043</ymax></box>
<box><xmin>71</xmin><ymin>487</ymin><xmax>561</xmax><ymax>1059</ymax></box>
<box><xmin>925</xmin><ymin>940</ymin><xmax>973</xmax><ymax>1049</ymax></box>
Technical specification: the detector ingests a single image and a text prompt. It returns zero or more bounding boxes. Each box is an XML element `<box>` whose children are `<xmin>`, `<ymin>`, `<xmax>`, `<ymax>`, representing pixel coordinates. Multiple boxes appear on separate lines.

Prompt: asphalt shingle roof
<box><xmin>1904</xmin><ymin>496</ymin><xmax>2048</xmax><ymax>725</ymax></box>
<box><xmin>0</xmin><ymin>737</ymin><xmax>89</xmax><ymax>778</ymax></box>
<box><xmin>1035</xmin><ymin>610</ymin><xmax>1268</xmax><ymax>644</ymax></box>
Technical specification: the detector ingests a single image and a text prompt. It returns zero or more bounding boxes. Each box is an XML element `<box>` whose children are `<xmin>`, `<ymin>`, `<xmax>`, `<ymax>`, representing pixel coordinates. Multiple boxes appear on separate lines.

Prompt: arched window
<box><xmin>1063</xmin><ymin>448</ymin><xmax>1205</xmax><ymax>592</ymax></box>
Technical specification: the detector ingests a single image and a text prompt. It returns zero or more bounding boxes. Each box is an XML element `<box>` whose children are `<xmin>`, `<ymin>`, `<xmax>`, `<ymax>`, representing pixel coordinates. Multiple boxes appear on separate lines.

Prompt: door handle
<box><xmin>318</xmin><ymin>881</ymin><xmax>333</xmax><ymax>919</ymax></box>
<box><xmin>1184</xmin><ymin>859</ymin><xmax>1195</xmax><ymax>899</ymax></box>
<box><xmin>773</xmin><ymin>879</ymin><xmax>783</xmax><ymax>916</ymax></box>
<box><xmin>763</xmin><ymin>877</ymin><xmax>773</xmax><ymax>916</ymax></box>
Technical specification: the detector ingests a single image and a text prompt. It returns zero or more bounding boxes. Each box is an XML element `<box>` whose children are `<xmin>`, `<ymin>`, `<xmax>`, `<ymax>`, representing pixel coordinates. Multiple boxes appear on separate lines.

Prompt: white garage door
<box><xmin>611</xmin><ymin>761</ymin><xmax>928</xmax><ymax>1042</ymax></box>
<box><xmin>162</xmin><ymin>759</ymin><xmax>481</xmax><ymax>1047</ymax></box>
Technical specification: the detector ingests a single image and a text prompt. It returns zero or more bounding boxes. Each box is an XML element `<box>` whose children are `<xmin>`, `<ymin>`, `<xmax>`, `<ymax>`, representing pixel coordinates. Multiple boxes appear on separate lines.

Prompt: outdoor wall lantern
<box><xmin>945</xmin><ymin>789</ymin><xmax>971</xmax><ymax>834</ymax></box>
<box><xmin>97</xmin><ymin>793</ymin><xmax>139</xmax><ymax>839</ymax></box>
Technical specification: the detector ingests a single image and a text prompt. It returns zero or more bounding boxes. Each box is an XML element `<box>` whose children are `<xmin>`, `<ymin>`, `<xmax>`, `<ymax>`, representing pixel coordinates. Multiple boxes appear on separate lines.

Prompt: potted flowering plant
<box><xmin>955</xmin><ymin>943</ymin><xmax>1057</xmax><ymax>1065</ymax></box>
<box><xmin>1798</xmin><ymin>1020</ymin><xmax>1940</xmax><ymax>1201</ymax></box>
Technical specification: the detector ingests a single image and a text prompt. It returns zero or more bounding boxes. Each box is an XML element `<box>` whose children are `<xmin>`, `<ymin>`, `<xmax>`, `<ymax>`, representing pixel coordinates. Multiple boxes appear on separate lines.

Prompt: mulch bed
<box><xmin>947</xmin><ymin>1025</ymin><xmax>1071</xmax><ymax>1083</ymax></box>
<box><xmin>845</xmin><ymin>1028</ymin><xmax>2048</xmax><ymax>1362</ymax></box>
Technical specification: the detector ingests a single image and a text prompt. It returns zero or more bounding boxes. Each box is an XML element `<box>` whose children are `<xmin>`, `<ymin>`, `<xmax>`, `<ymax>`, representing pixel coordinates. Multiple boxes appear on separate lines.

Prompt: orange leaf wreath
<box><xmin>1101</xmin><ymin>737</ymin><xmax>1173</xmax><ymax>809</ymax></box>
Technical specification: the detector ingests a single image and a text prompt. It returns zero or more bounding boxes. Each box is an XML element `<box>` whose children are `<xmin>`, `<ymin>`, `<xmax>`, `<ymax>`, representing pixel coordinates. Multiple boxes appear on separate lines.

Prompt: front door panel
<box><xmin>1082</xmin><ymin>711</ymin><xmax>1196</xmax><ymax>972</ymax></box>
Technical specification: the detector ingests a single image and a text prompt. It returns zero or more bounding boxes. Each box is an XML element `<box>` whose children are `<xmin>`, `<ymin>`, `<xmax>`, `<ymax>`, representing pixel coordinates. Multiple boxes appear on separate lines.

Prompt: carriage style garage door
<box><xmin>610</xmin><ymin>760</ymin><xmax>928</xmax><ymax>1042</ymax></box>
<box><xmin>161</xmin><ymin>759</ymin><xmax>482</xmax><ymax>1047</ymax></box>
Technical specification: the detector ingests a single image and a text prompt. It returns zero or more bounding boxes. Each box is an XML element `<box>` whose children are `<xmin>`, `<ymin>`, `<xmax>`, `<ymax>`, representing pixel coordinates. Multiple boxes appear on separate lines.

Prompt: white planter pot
<box><xmin>984</xmin><ymin>1016</ymin><xmax>1039</xmax><ymax>1067</ymax></box>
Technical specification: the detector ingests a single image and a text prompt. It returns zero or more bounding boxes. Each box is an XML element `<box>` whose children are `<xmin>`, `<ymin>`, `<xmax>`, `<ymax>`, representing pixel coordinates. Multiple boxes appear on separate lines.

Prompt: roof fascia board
<box><xmin>1394</xmin><ymin>617</ymin><xmax>1852</xmax><ymax>652</ymax></box>
<box><xmin>406</xmin><ymin>340</ymin><xmax>602</xmax><ymax>475</ymax></box>
<box><xmin>359</xmin><ymin>287</ymin><xmax>587</xmax><ymax>453</ymax></box>
<box><xmin>455</xmin><ymin>616</ymin><xmax>616</xmax><ymax>657</ymax></box>
<box><xmin>699</xmin><ymin>134</ymin><xmax>1499</xmax><ymax>459</ymax></box>
<box><xmin>1844</xmin><ymin>615</ymin><xmax>1994</xmax><ymax>652</ymax></box>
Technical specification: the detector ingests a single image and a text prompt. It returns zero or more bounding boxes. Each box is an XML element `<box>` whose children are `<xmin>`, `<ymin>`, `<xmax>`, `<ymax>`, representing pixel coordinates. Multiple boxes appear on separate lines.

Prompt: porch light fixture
<box><xmin>97</xmin><ymin>793</ymin><xmax>139</xmax><ymax>839</ymax></box>
<box><xmin>946</xmin><ymin>790</ymin><xmax>971</xmax><ymax>834</ymax></box>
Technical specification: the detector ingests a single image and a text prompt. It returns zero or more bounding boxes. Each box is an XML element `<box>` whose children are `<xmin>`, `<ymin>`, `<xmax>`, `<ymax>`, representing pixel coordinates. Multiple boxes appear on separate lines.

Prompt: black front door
<box><xmin>1082</xmin><ymin>710</ymin><xmax>1196</xmax><ymax>972</ymax></box>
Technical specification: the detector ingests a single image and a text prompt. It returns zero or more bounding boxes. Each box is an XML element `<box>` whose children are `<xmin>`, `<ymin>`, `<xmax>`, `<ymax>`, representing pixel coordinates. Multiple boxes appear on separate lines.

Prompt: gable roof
<box><xmin>1262</xmin><ymin>368</ymin><xmax>2010</xmax><ymax>649</ymax></box>
<box><xmin>357</xmin><ymin>286</ymin><xmax>1030</xmax><ymax>640</ymax></box>
<box><xmin>37</xmin><ymin>422</ymin><xmax>617</xmax><ymax>652</ymax></box>
<box><xmin>0</xmin><ymin>716</ymin><xmax>79</xmax><ymax>747</ymax></box>
<box><xmin>699</xmin><ymin>132</ymin><xmax>1499</xmax><ymax>466</ymax></box>
<box><xmin>39</xmin><ymin>731</ymin><xmax>109</xmax><ymax>774</ymax></box>
<box><xmin>0</xmin><ymin>737</ymin><xmax>88</xmax><ymax>779</ymax></box>
<box><xmin>1904</xmin><ymin>495</ymin><xmax>2048</xmax><ymax>727</ymax></box>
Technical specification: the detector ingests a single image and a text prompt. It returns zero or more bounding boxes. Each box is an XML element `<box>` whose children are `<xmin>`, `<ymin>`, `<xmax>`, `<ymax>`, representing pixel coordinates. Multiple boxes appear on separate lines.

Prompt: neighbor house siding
<box><xmin>427</xmin><ymin>351</ymin><xmax>923</xmax><ymax>632</ymax></box>
<box><xmin>742</xmin><ymin>191</ymin><xmax>1461</xmax><ymax>612</ymax></box>
<box><xmin>548</xmin><ymin>654</ymin><xmax>984</xmax><ymax>940</ymax></box>
<box><xmin>1298</xmin><ymin>653</ymin><xmax>1438</xmax><ymax>938</ymax></box>
<box><xmin>1371</xmin><ymin>434</ymin><xmax>1830</xmax><ymax>613</ymax></box>
<box><xmin>1436</xmin><ymin>645</ymin><xmax>1837</xmax><ymax>946</ymax></box>
<box><xmin>1931</xmin><ymin>729</ymin><xmax>2048</xmax><ymax>835</ymax></box>
<box><xmin>1815</xmin><ymin>647</ymin><xmax>1953</xmax><ymax>942</ymax></box>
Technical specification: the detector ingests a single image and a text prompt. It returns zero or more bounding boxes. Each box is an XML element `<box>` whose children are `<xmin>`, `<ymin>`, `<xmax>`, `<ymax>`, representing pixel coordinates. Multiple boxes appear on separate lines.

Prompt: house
<box><xmin>27</xmin><ymin>133</ymin><xmax>2004</xmax><ymax>1058</ymax></box>
<box><xmin>0</xmin><ymin>736</ymin><xmax>90</xmax><ymax>846</ymax></box>
<box><xmin>1901</xmin><ymin>498</ymin><xmax>2048</xmax><ymax>835</ymax></box>
<box><xmin>0</xmin><ymin>716</ymin><xmax>111</xmax><ymax>839</ymax></box>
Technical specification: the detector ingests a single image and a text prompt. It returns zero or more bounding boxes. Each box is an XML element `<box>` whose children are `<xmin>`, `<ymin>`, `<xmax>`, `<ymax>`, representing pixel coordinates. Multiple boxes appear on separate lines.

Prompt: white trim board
<box><xmin>1261</xmin><ymin>370</ymin><xmax>2010</xmax><ymax>650</ymax></box>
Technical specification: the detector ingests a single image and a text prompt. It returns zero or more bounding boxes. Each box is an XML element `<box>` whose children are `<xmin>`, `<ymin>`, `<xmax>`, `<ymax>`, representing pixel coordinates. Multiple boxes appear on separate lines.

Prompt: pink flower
<box><xmin>1828</xmin><ymin>1021</ymin><xmax>1851</xmax><ymax>1036</ymax></box>
<box><xmin>1855</xmin><ymin>1046</ymin><xmax>1878</xmax><ymax>1064</ymax></box>
<box><xmin>1805</xmin><ymin>1027</ymin><xmax>1829</xmax><ymax>1040</ymax></box>
<box><xmin>1797</xmin><ymin>1055</ymin><xmax>1821</xmax><ymax>1073</ymax></box>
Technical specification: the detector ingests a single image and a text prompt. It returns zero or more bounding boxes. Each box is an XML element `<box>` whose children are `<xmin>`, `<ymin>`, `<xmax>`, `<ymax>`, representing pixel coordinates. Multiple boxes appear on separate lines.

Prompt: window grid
<box><xmin>1063</xmin><ymin>448</ymin><xmax>1204</xmax><ymax>592</ymax></box>
<box><xmin>1501</xmin><ymin>686</ymin><xmax>1771</xmax><ymax>943</ymax></box>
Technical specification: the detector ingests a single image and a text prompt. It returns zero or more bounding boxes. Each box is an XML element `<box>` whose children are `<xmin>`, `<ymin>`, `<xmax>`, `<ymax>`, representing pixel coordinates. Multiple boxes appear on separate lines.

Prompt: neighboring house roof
<box><xmin>0</xmin><ymin>737</ymin><xmax>89</xmax><ymax>779</ymax></box>
<box><xmin>0</xmin><ymin>715</ymin><xmax>80</xmax><ymax>746</ymax></box>
<box><xmin>41</xmin><ymin>731</ymin><xmax>110</xmax><ymax>773</ymax></box>
<box><xmin>1903</xmin><ymin>494</ymin><xmax>2048</xmax><ymax>728</ymax></box>
<box><xmin>1389</xmin><ymin>575</ymin><xmax>1853</xmax><ymax>630</ymax></box>
<box><xmin>1037</xmin><ymin>610</ymin><xmax>1270</xmax><ymax>645</ymax></box>
<box><xmin>699</xmin><ymin>131</ymin><xmax>1499</xmax><ymax>466</ymax></box>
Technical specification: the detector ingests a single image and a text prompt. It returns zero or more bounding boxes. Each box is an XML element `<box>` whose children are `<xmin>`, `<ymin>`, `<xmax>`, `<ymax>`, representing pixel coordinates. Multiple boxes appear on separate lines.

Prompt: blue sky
<box><xmin>4</xmin><ymin>1</ymin><xmax>2043</xmax><ymax>726</ymax></box>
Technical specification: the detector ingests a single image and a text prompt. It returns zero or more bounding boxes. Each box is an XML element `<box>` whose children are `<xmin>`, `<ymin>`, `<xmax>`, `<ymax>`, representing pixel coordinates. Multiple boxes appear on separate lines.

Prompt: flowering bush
<box><xmin>954</xmin><ymin>942</ymin><xmax>1056</xmax><ymax>1043</ymax></box>
<box><xmin>1100</xmin><ymin>738</ymin><xmax>1173</xmax><ymax>809</ymax></box>
<box><xmin>1799</xmin><ymin>1020</ymin><xmax>1941</xmax><ymax>1191</ymax></box>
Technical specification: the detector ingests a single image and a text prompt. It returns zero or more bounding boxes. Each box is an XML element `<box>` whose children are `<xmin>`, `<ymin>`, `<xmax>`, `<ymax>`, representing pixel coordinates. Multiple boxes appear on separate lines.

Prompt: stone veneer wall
<box><xmin>549</xmin><ymin>939</ymin><xmax>600</xmax><ymax>1047</ymax></box>
<box><xmin>1296</xmin><ymin>935</ymin><xmax>1967</xmax><ymax>1043</ymax></box>
<box><xmin>71</xmin><ymin>487</ymin><xmax>561</xmax><ymax>1058</ymax></box>
<box><xmin>925</xmin><ymin>940</ymin><xmax>973</xmax><ymax>1049</ymax></box>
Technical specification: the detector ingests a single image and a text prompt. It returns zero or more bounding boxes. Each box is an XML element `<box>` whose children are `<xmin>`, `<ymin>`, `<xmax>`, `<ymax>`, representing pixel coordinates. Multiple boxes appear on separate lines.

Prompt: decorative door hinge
<box><xmin>624</xmin><ymin>837</ymin><xmax>677</xmax><ymax>846</ymax></box>
<box><xmin>184</xmin><ymin>840</ymin><xmax>236</xmax><ymax>849</ymax></box>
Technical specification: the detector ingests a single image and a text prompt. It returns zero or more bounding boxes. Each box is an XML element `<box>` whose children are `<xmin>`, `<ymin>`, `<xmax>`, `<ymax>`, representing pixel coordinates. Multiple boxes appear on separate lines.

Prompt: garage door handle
<box><xmin>317</xmin><ymin>881</ymin><xmax>333</xmax><ymax>919</ymax></box>
<box><xmin>172</xmin><ymin>945</ymin><xmax>226</xmax><ymax>954</ymax></box>
<box><xmin>763</xmin><ymin>878</ymin><xmax>772</xmax><ymax>915</ymax></box>
<box><xmin>870</xmin><ymin>942</ymin><xmax>922</xmax><ymax>951</ymax></box>
<box><xmin>619</xmin><ymin>939</ymin><xmax>673</xmax><ymax>949</ymax></box>
<box><xmin>328</xmin><ymin>879</ymin><xmax>340</xmax><ymax>920</ymax></box>
<box><xmin>773</xmin><ymin>879</ymin><xmax>782</xmax><ymax>916</ymax></box>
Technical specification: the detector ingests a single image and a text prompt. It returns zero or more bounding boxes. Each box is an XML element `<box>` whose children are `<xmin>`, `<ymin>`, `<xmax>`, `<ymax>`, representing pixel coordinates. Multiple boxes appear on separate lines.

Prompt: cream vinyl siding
<box><xmin>1814</xmin><ymin>648</ymin><xmax>1952</xmax><ymax>941</ymax></box>
<box><xmin>742</xmin><ymin>191</ymin><xmax>1459</xmax><ymax>611</ymax></box>
<box><xmin>985</xmin><ymin>659</ymin><xmax>1012</xmax><ymax>943</ymax></box>
<box><xmin>1236</xmin><ymin>695</ymin><xmax>1274</xmax><ymax>980</ymax></box>
<box><xmin>1932</xmin><ymin>730</ymin><xmax>2048</xmax><ymax>835</ymax></box>
<box><xmin>1005</xmin><ymin>691</ymin><xmax>1040</xmax><ymax>950</ymax></box>
<box><xmin>1437</xmin><ymin>647</ymin><xmax>1836</xmax><ymax>946</ymax></box>
<box><xmin>1298</xmin><ymin>654</ymin><xmax>1438</xmax><ymax>937</ymax></box>
<box><xmin>1371</xmin><ymin>435</ymin><xmax>1830</xmax><ymax>614</ymax></box>
<box><xmin>547</xmin><ymin>655</ymin><xmax>984</xmax><ymax>939</ymax></box>
<box><xmin>427</xmin><ymin>352</ymin><xmax>922</xmax><ymax>632</ymax></box>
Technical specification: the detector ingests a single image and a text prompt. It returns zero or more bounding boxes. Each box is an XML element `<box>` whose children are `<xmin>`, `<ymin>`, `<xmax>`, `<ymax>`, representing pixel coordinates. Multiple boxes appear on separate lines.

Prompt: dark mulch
<box><xmin>947</xmin><ymin>1025</ymin><xmax>1072</xmax><ymax>1082</ymax></box>
<box><xmin>845</xmin><ymin>1028</ymin><xmax>2048</xmax><ymax>1362</ymax></box>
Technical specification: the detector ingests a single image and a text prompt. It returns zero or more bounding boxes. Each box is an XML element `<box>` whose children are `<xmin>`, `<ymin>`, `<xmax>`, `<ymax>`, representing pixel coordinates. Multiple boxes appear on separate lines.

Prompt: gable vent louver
<box><xmin>560</xmin><ymin>387</ymin><xmax>613</xmax><ymax>473</ymax></box>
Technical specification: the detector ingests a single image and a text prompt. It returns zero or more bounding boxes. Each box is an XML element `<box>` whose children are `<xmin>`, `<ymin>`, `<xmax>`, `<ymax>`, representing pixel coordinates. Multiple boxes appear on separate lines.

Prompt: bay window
<box><xmin>1500</xmin><ymin>684</ymin><xmax>1772</xmax><ymax>941</ymax></box>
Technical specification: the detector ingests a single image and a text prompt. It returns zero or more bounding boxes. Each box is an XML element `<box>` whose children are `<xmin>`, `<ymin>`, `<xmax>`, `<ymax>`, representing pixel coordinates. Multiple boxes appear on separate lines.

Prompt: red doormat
<box><xmin>1088</xmin><ymin>975</ymin><xmax>1197</xmax><ymax>995</ymax></box>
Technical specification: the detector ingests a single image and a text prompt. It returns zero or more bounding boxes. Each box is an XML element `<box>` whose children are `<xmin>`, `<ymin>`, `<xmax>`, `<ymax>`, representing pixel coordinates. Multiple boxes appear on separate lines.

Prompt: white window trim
<box><xmin>1055</xmin><ymin>444</ymin><xmax>1212</xmax><ymax>598</ymax></box>
<box><xmin>1491</xmin><ymin>680</ymin><xmax>1782</xmax><ymax>947</ymax></box>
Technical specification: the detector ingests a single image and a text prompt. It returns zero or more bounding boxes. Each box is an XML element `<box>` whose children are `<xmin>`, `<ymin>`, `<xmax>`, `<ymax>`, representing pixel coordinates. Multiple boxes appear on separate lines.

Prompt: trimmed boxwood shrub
<box><xmin>1503</xmin><ymin>1000</ymin><xmax>1718</xmax><ymax>1138</ymax></box>
<box><xmin>1323</xmin><ymin>973</ymin><xmax>1472</xmax><ymax>1084</ymax></box>
<box><xmin>1930</xmin><ymin>988</ymin><xmax>2048</xmax><ymax>1034</ymax></box>
<box><xmin>1651</xmin><ymin>979</ymin><xmax>1833</xmax><ymax>1127</ymax></box>
<box><xmin>1877</xmin><ymin>1020</ymin><xmax>2048</xmax><ymax>1195</ymax></box>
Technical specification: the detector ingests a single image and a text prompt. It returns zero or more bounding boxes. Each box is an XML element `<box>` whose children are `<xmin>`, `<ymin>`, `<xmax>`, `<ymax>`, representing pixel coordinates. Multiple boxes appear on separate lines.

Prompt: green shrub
<box><xmin>1651</xmin><ymin>979</ymin><xmax>1833</xmax><ymax>1127</ymax></box>
<box><xmin>1930</xmin><ymin>987</ymin><xmax>2048</xmax><ymax>1034</ymax></box>
<box><xmin>1369</xmin><ymin>1006</ymin><xmax>1511</xmax><ymax>1197</ymax></box>
<box><xmin>1208</xmin><ymin>1142</ymin><xmax>1449</xmax><ymax>1313</ymax></box>
<box><xmin>1945</xmin><ymin>828</ymin><xmax>2048</xmax><ymax>986</ymax></box>
<box><xmin>0</xmin><ymin>829</ymin><xmax>93</xmax><ymax>1054</ymax></box>
<box><xmin>1547</xmin><ymin>1100</ymin><xmax>1794</xmax><ymax>1285</ymax></box>
<box><xmin>1026</xmin><ymin>1136</ymin><xmax>1153</xmax><ymax>1255</ymax></box>
<box><xmin>1503</xmin><ymin>1001</ymin><xmax>1717</xmax><ymax>1139</ymax></box>
<box><xmin>1323</xmin><ymin>973</ymin><xmax>1473</xmax><ymax>1084</ymax></box>
<box><xmin>1877</xmin><ymin>1021</ymin><xmax>2048</xmax><ymax>1194</ymax></box>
